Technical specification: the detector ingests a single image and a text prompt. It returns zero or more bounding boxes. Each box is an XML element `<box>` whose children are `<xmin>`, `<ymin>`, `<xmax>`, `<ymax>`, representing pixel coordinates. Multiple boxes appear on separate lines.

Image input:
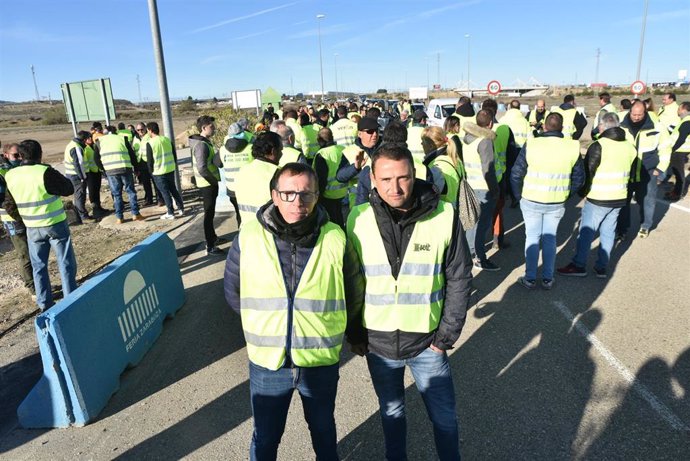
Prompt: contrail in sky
<box><xmin>190</xmin><ymin>2</ymin><xmax>300</xmax><ymax>34</ymax></box>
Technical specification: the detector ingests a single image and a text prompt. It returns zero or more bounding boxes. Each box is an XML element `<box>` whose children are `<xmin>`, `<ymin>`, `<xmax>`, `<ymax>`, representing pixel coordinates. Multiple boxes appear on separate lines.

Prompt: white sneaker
<box><xmin>174</xmin><ymin>209</ymin><xmax>185</xmax><ymax>217</ymax></box>
<box><xmin>160</xmin><ymin>213</ymin><xmax>175</xmax><ymax>220</ymax></box>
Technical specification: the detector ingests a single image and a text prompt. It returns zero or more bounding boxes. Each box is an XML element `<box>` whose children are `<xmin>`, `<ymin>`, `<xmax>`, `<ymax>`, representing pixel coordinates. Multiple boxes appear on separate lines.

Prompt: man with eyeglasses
<box><xmin>224</xmin><ymin>162</ymin><xmax>364</xmax><ymax>461</ymax></box>
<box><xmin>133</xmin><ymin>122</ymin><xmax>162</xmax><ymax>207</ymax></box>
<box><xmin>346</xmin><ymin>143</ymin><xmax>472</xmax><ymax>461</ymax></box>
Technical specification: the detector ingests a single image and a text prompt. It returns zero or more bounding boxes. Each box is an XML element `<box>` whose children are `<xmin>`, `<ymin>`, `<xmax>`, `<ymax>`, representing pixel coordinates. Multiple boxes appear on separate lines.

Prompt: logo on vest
<box><xmin>414</xmin><ymin>243</ymin><xmax>431</xmax><ymax>252</ymax></box>
<box><xmin>117</xmin><ymin>270</ymin><xmax>161</xmax><ymax>352</ymax></box>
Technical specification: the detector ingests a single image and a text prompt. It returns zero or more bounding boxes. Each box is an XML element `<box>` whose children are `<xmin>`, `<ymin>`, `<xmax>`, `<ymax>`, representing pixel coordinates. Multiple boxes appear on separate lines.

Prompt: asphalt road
<box><xmin>0</xmin><ymin>185</ymin><xmax>688</xmax><ymax>460</ymax></box>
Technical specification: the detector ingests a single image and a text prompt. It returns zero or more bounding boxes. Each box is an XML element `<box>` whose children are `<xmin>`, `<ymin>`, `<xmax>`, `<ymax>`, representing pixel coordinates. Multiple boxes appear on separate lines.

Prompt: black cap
<box><xmin>357</xmin><ymin>117</ymin><xmax>379</xmax><ymax>131</ymax></box>
<box><xmin>412</xmin><ymin>109</ymin><xmax>428</xmax><ymax>122</ymax></box>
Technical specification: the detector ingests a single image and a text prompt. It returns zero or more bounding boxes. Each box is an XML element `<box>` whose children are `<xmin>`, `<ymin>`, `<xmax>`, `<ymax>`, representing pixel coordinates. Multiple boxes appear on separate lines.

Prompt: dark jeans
<box><xmin>10</xmin><ymin>232</ymin><xmax>34</xmax><ymax>292</ymax></box>
<box><xmin>153</xmin><ymin>172</ymin><xmax>184</xmax><ymax>214</ymax></box>
<box><xmin>200</xmin><ymin>184</ymin><xmax>218</xmax><ymax>248</ymax></box>
<box><xmin>227</xmin><ymin>189</ymin><xmax>241</xmax><ymax>227</ymax></box>
<box><xmin>249</xmin><ymin>361</ymin><xmax>339</xmax><ymax>461</ymax></box>
<box><xmin>86</xmin><ymin>171</ymin><xmax>102</xmax><ymax>208</ymax></box>
<box><xmin>68</xmin><ymin>175</ymin><xmax>89</xmax><ymax>220</ymax></box>
<box><xmin>466</xmin><ymin>189</ymin><xmax>496</xmax><ymax>261</ymax></box>
<box><xmin>670</xmin><ymin>152</ymin><xmax>689</xmax><ymax>196</ymax></box>
<box><xmin>137</xmin><ymin>163</ymin><xmax>160</xmax><ymax>204</ymax></box>
<box><xmin>106</xmin><ymin>171</ymin><xmax>140</xmax><ymax>219</ymax></box>
<box><xmin>617</xmin><ymin>168</ymin><xmax>658</xmax><ymax>234</ymax></box>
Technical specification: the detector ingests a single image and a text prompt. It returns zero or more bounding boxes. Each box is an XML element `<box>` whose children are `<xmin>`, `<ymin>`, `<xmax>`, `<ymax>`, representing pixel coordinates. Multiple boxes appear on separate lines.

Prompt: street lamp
<box><xmin>425</xmin><ymin>56</ymin><xmax>430</xmax><ymax>90</ymax></box>
<box><xmin>465</xmin><ymin>34</ymin><xmax>471</xmax><ymax>96</ymax></box>
<box><xmin>334</xmin><ymin>53</ymin><xmax>339</xmax><ymax>100</ymax></box>
<box><xmin>316</xmin><ymin>14</ymin><xmax>326</xmax><ymax>102</ymax></box>
<box><xmin>635</xmin><ymin>0</ymin><xmax>649</xmax><ymax>81</ymax></box>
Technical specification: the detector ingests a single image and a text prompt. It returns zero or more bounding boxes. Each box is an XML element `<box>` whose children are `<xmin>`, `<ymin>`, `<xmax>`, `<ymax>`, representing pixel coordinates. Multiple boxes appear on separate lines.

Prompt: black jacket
<box><xmin>580</xmin><ymin>127</ymin><xmax>636</xmax><ymax>208</ymax></box>
<box><xmin>353</xmin><ymin>180</ymin><xmax>473</xmax><ymax>360</ymax></box>
<box><xmin>558</xmin><ymin>103</ymin><xmax>588</xmax><ymax>140</ymax></box>
<box><xmin>224</xmin><ymin>203</ymin><xmax>366</xmax><ymax>365</ymax></box>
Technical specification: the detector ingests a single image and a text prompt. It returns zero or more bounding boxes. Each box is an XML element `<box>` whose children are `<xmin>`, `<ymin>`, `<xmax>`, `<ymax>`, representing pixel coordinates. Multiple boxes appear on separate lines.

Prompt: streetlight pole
<box><xmin>425</xmin><ymin>56</ymin><xmax>430</xmax><ymax>90</ymax></box>
<box><xmin>635</xmin><ymin>0</ymin><xmax>649</xmax><ymax>82</ymax></box>
<box><xmin>465</xmin><ymin>34</ymin><xmax>471</xmax><ymax>96</ymax></box>
<box><xmin>316</xmin><ymin>14</ymin><xmax>326</xmax><ymax>103</ymax></box>
<box><xmin>334</xmin><ymin>53</ymin><xmax>339</xmax><ymax>100</ymax></box>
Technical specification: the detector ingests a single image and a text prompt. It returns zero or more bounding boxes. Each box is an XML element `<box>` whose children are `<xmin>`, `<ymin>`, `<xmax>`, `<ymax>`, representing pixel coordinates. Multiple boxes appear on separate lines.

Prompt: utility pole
<box><xmin>595</xmin><ymin>48</ymin><xmax>601</xmax><ymax>83</ymax></box>
<box><xmin>436</xmin><ymin>52</ymin><xmax>440</xmax><ymax>88</ymax></box>
<box><xmin>636</xmin><ymin>0</ymin><xmax>649</xmax><ymax>81</ymax></box>
<box><xmin>30</xmin><ymin>65</ymin><xmax>40</xmax><ymax>101</ymax></box>
<box><xmin>136</xmin><ymin>74</ymin><xmax>142</xmax><ymax>106</ymax></box>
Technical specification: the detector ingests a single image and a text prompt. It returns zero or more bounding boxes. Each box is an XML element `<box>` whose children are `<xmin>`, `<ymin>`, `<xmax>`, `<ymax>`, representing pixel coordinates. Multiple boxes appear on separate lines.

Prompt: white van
<box><xmin>426</xmin><ymin>98</ymin><xmax>458</xmax><ymax>127</ymax></box>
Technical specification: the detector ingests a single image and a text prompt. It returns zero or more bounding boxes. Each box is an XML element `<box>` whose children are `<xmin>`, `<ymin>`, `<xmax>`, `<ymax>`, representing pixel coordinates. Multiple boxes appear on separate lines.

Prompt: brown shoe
<box><xmin>132</xmin><ymin>214</ymin><xmax>147</xmax><ymax>222</ymax></box>
<box><xmin>116</xmin><ymin>218</ymin><xmax>126</xmax><ymax>224</ymax></box>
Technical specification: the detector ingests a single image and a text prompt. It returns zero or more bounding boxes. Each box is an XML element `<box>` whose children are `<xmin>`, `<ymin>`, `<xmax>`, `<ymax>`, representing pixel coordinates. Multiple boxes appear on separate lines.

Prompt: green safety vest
<box><xmin>63</xmin><ymin>140</ymin><xmax>81</xmax><ymax>177</ymax></box>
<box><xmin>301</xmin><ymin>125</ymin><xmax>320</xmax><ymax>160</ymax></box>
<box><xmin>285</xmin><ymin>119</ymin><xmax>303</xmax><ymax>151</ymax></box>
<box><xmin>191</xmin><ymin>140</ymin><xmax>220</xmax><ymax>188</ymax></box>
<box><xmin>622</xmin><ymin>122</ymin><xmax>671</xmax><ymax>181</ymax></box>
<box><xmin>658</xmin><ymin>101</ymin><xmax>680</xmax><ymax>133</ymax></box>
<box><xmin>500</xmin><ymin>109</ymin><xmax>531</xmax><ymax>147</ymax></box>
<box><xmin>235</xmin><ymin>159</ymin><xmax>279</xmax><ymax>224</ymax></box>
<box><xmin>522</xmin><ymin>137</ymin><xmax>580</xmax><ymax>203</ymax></box>
<box><xmin>347</xmin><ymin>201</ymin><xmax>454</xmax><ymax>332</ymax></box>
<box><xmin>148</xmin><ymin>136</ymin><xmax>176</xmax><ymax>176</ymax></box>
<box><xmin>117</xmin><ymin>129</ymin><xmax>133</xmax><ymax>146</ymax></box>
<box><xmin>594</xmin><ymin>103</ymin><xmax>617</xmax><ymax>128</ymax></box>
<box><xmin>0</xmin><ymin>166</ymin><xmax>15</xmax><ymax>223</ymax></box>
<box><xmin>220</xmin><ymin>136</ymin><xmax>253</xmax><ymax>189</ymax></box>
<box><xmin>588</xmin><ymin>138</ymin><xmax>637</xmax><ymax>201</ymax></box>
<box><xmin>239</xmin><ymin>219</ymin><xmax>346</xmax><ymax>370</ymax></box>
<box><xmin>493</xmin><ymin>124</ymin><xmax>510</xmax><ymax>182</ymax></box>
<box><xmin>137</xmin><ymin>133</ymin><xmax>150</xmax><ymax>163</ymax></box>
<box><xmin>407</xmin><ymin>125</ymin><xmax>425</xmax><ymax>161</ymax></box>
<box><xmin>671</xmin><ymin>115</ymin><xmax>690</xmax><ymax>153</ymax></box>
<box><xmin>528</xmin><ymin>109</ymin><xmax>550</xmax><ymax>126</ymax></box>
<box><xmin>331</xmin><ymin>118</ymin><xmax>358</xmax><ymax>147</ymax></box>
<box><xmin>279</xmin><ymin>146</ymin><xmax>302</xmax><ymax>166</ymax></box>
<box><xmin>462</xmin><ymin>137</ymin><xmax>490</xmax><ymax>191</ymax></box>
<box><xmin>83</xmin><ymin>145</ymin><xmax>98</xmax><ymax>173</ymax></box>
<box><xmin>314</xmin><ymin>144</ymin><xmax>347</xmax><ymax>199</ymax></box>
<box><xmin>5</xmin><ymin>165</ymin><xmax>66</xmax><ymax>227</ymax></box>
<box><xmin>431</xmin><ymin>156</ymin><xmax>461</xmax><ymax>208</ymax></box>
<box><xmin>98</xmin><ymin>134</ymin><xmax>132</xmax><ymax>171</ymax></box>
<box><xmin>552</xmin><ymin>107</ymin><xmax>577</xmax><ymax>138</ymax></box>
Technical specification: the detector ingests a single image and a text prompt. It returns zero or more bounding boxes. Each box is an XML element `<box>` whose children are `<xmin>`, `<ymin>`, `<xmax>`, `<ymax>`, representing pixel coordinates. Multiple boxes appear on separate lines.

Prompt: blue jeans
<box><xmin>366</xmin><ymin>349</ymin><xmax>460</xmax><ymax>461</ymax></box>
<box><xmin>572</xmin><ymin>201</ymin><xmax>620</xmax><ymax>270</ymax></box>
<box><xmin>249</xmin><ymin>361</ymin><xmax>339</xmax><ymax>461</ymax></box>
<box><xmin>465</xmin><ymin>189</ymin><xmax>496</xmax><ymax>261</ymax></box>
<box><xmin>617</xmin><ymin>168</ymin><xmax>658</xmax><ymax>234</ymax></box>
<box><xmin>26</xmin><ymin>220</ymin><xmax>77</xmax><ymax>310</ymax></box>
<box><xmin>152</xmin><ymin>172</ymin><xmax>184</xmax><ymax>215</ymax></box>
<box><xmin>520</xmin><ymin>198</ymin><xmax>565</xmax><ymax>281</ymax></box>
<box><xmin>106</xmin><ymin>171</ymin><xmax>140</xmax><ymax>219</ymax></box>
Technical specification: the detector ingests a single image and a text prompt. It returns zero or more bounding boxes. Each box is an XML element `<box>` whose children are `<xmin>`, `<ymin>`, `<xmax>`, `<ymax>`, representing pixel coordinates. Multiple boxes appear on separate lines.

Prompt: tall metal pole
<box><xmin>465</xmin><ymin>34</ymin><xmax>471</xmax><ymax>95</ymax></box>
<box><xmin>425</xmin><ymin>57</ymin><xmax>430</xmax><ymax>90</ymax></box>
<box><xmin>31</xmin><ymin>65</ymin><xmax>40</xmax><ymax>101</ymax></box>
<box><xmin>317</xmin><ymin>14</ymin><xmax>326</xmax><ymax>103</ymax></box>
<box><xmin>334</xmin><ymin>53</ymin><xmax>339</xmax><ymax>99</ymax></box>
<box><xmin>636</xmin><ymin>0</ymin><xmax>649</xmax><ymax>81</ymax></box>
<box><xmin>136</xmin><ymin>74</ymin><xmax>142</xmax><ymax>106</ymax></box>
<box><xmin>595</xmin><ymin>48</ymin><xmax>601</xmax><ymax>83</ymax></box>
<box><xmin>147</xmin><ymin>0</ymin><xmax>180</xmax><ymax>192</ymax></box>
<box><xmin>436</xmin><ymin>52</ymin><xmax>440</xmax><ymax>88</ymax></box>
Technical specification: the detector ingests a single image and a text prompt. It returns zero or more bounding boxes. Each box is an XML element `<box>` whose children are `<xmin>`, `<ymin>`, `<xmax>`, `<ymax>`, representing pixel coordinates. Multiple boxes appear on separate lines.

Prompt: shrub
<box><xmin>43</xmin><ymin>105</ymin><xmax>68</xmax><ymax>125</ymax></box>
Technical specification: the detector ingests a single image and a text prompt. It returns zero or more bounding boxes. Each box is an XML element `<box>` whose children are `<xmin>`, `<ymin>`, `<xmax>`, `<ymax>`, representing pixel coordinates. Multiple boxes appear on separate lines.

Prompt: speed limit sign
<box><xmin>631</xmin><ymin>80</ymin><xmax>646</xmax><ymax>95</ymax></box>
<box><xmin>487</xmin><ymin>80</ymin><xmax>501</xmax><ymax>95</ymax></box>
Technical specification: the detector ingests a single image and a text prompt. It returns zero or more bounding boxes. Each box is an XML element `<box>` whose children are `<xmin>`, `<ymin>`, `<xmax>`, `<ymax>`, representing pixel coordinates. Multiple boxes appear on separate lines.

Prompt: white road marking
<box><xmin>552</xmin><ymin>301</ymin><xmax>689</xmax><ymax>432</ymax></box>
<box><xmin>656</xmin><ymin>199</ymin><xmax>690</xmax><ymax>213</ymax></box>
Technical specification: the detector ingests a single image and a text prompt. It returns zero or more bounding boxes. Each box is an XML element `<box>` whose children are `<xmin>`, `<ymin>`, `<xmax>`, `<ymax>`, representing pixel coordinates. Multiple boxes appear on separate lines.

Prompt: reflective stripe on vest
<box><xmin>221</xmin><ymin>136</ymin><xmax>253</xmax><ymax>188</ymax></box>
<box><xmin>407</xmin><ymin>125</ymin><xmax>425</xmax><ymax>161</ymax></box>
<box><xmin>137</xmin><ymin>133</ymin><xmax>150</xmax><ymax>163</ymax></box>
<box><xmin>658</xmin><ymin>102</ymin><xmax>680</xmax><ymax>133</ymax></box>
<box><xmin>553</xmin><ymin>107</ymin><xmax>577</xmax><ymax>138</ymax></box>
<box><xmin>98</xmin><ymin>134</ymin><xmax>132</xmax><ymax>171</ymax></box>
<box><xmin>522</xmin><ymin>137</ymin><xmax>580</xmax><ymax>203</ymax></box>
<box><xmin>462</xmin><ymin>137</ymin><xmax>489</xmax><ymax>190</ymax></box>
<box><xmin>63</xmin><ymin>140</ymin><xmax>80</xmax><ymax>176</ymax></box>
<box><xmin>594</xmin><ymin>103</ymin><xmax>617</xmax><ymax>127</ymax></box>
<box><xmin>0</xmin><ymin>167</ymin><xmax>15</xmax><ymax>223</ymax></box>
<box><xmin>331</xmin><ymin>118</ymin><xmax>358</xmax><ymax>147</ymax></box>
<box><xmin>279</xmin><ymin>146</ymin><xmax>302</xmax><ymax>166</ymax></box>
<box><xmin>588</xmin><ymin>138</ymin><xmax>637</xmax><ymax>201</ymax></box>
<box><xmin>239</xmin><ymin>219</ymin><xmax>346</xmax><ymax>370</ymax></box>
<box><xmin>500</xmin><ymin>109</ymin><xmax>531</xmax><ymax>147</ymax></box>
<box><xmin>314</xmin><ymin>144</ymin><xmax>347</xmax><ymax>199</ymax></box>
<box><xmin>528</xmin><ymin>109</ymin><xmax>550</xmax><ymax>126</ymax></box>
<box><xmin>5</xmin><ymin>165</ymin><xmax>66</xmax><ymax>227</ymax></box>
<box><xmin>235</xmin><ymin>159</ymin><xmax>278</xmax><ymax>224</ymax></box>
<box><xmin>191</xmin><ymin>140</ymin><xmax>220</xmax><ymax>188</ymax></box>
<box><xmin>301</xmin><ymin>125</ymin><xmax>320</xmax><ymax>159</ymax></box>
<box><xmin>149</xmin><ymin>136</ymin><xmax>176</xmax><ymax>175</ymax></box>
<box><xmin>347</xmin><ymin>201</ymin><xmax>454</xmax><ymax>333</ymax></box>
<box><xmin>623</xmin><ymin>123</ymin><xmax>671</xmax><ymax>181</ymax></box>
<box><xmin>431</xmin><ymin>157</ymin><xmax>461</xmax><ymax>208</ymax></box>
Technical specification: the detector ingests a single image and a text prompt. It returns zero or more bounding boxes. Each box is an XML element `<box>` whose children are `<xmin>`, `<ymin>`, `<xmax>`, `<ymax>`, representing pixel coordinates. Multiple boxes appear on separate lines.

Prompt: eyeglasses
<box><xmin>363</xmin><ymin>129</ymin><xmax>377</xmax><ymax>135</ymax></box>
<box><xmin>277</xmin><ymin>190</ymin><xmax>318</xmax><ymax>203</ymax></box>
<box><xmin>136</xmin><ymin>128</ymin><xmax>146</xmax><ymax>132</ymax></box>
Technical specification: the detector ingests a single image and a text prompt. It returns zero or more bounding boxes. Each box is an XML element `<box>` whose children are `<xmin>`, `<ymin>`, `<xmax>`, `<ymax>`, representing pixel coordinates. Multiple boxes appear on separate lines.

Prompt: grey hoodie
<box><xmin>189</xmin><ymin>134</ymin><xmax>222</xmax><ymax>185</ymax></box>
<box><xmin>462</xmin><ymin>122</ymin><xmax>499</xmax><ymax>196</ymax></box>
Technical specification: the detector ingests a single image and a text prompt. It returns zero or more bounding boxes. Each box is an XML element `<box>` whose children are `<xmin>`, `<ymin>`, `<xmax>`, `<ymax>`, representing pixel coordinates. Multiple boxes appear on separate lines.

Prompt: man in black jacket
<box><xmin>347</xmin><ymin>144</ymin><xmax>473</xmax><ymax>461</ymax></box>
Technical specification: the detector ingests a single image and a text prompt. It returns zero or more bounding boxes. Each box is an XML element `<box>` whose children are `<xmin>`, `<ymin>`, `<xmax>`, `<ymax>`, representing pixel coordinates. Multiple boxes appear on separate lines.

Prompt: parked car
<box><xmin>426</xmin><ymin>98</ymin><xmax>457</xmax><ymax>127</ymax></box>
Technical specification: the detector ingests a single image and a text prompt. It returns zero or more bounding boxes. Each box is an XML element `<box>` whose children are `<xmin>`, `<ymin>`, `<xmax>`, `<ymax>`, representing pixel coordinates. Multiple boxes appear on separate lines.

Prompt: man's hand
<box><xmin>354</xmin><ymin>150</ymin><xmax>368</xmax><ymax>170</ymax></box>
<box><xmin>350</xmin><ymin>343</ymin><xmax>368</xmax><ymax>356</ymax></box>
<box><xmin>429</xmin><ymin>344</ymin><xmax>445</xmax><ymax>355</ymax></box>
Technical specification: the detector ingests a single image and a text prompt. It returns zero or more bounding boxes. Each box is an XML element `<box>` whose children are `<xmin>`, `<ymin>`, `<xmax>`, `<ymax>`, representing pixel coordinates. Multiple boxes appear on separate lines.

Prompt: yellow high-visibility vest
<box><xmin>522</xmin><ymin>136</ymin><xmax>580</xmax><ymax>203</ymax></box>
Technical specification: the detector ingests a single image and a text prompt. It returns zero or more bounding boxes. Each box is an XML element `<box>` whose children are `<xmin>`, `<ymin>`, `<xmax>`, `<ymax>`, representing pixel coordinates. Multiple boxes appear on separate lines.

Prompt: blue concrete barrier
<box><xmin>17</xmin><ymin>232</ymin><xmax>185</xmax><ymax>428</ymax></box>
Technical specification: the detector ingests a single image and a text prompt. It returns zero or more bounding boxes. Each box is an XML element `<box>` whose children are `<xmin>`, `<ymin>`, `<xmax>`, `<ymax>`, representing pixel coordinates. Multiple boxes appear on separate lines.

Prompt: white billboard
<box><xmin>231</xmin><ymin>89</ymin><xmax>261</xmax><ymax>114</ymax></box>
<box><xmin>409</xmin><ymin>87</ymin><xmax>428</xmax><ymax>100</ymax></box>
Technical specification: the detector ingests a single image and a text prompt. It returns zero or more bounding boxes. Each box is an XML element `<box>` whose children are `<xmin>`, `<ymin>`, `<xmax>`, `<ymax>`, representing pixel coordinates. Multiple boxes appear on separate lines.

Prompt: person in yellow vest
<box><xmin>221</xmin><ymin>122</ymin><xmax>253</xmax><ymax>228</ymax></box>
<box><xmin>83</xmin><ymin>133</ymin><xmax>107</xmax><ymax>216</ymax></box>
<box><xmin>189</xmin><ymin>115</ymin><xmax>227</xmax><ymax>255</ymax></box>
<box><xmin>3</xmin><ymin>140</ymin><xmax>78</xmax><ymax>311</ymax></box>
<box><xmin>346</xmin><ymin>143</ymin><xmax>472</xmax><ymax>461</ymax></box>
<box><xmin>313</xmin><ymin>127</ymin><xmax>348</xmax><ymax>227</ymax></box>
<box><xmin>235</xmin><ymin>131</ymin><xmax>282</xmax><ymax>226</ymax></box>
<box><xmin>145</xmin><ymin>122</ymin><xmax>184</xmax><ymax>220</ymax></box>
<box><xmin>591</xmin><ymin>92</ymin><xmax>617</xmax><ymax>139</ymax></box>
<box><xmin>284</xmin><ymin>109</ymin><xmax>303</xmax><ymax>153</ymax></box>
<box><xmin>225</xmin><ymin>162</ymin><xmax>363</xmax><ymax>461</ymax></box>
<box><xmin>271</xmin><ymin>121</ymin><xmax>307</xmax><ymax>166</ymax></box>
<box><xmin>133</xmin><ymin>122</ymin><xmax>162</xmax><ymax>207</ymax></box>
<box><xmin>558</xmin><ymin>112</ymin><xmax>636</xmax><ymax>279</ymax></box>
<box><xmin>527</xmin><ymin>99</ymin><xmax>549</xmax><ymax>136</ymax></box>
<box><xmin>90</xmin><ymin>121</ymin><xmax>104</xmax><ymax>143</ymax></box>
<box><xmin>96</xmin><ymin>126</ymin><xmax>145</xmax><ymax>224</ymax></box>
<box><xmin>407</xmin><ymin>110</ymin><xmax>428</xmax><ymax>161</ymax></box>
<box><xmin>336</xmin><ymin>117</ymin><xmax>380</xmax><ymax>207</ymax></box>
<box><xmin>618</xmin><ymin>98</ymin><xmax>632</xmax><ymax>122</ymax></box>
<box><xmin>510</xmin><ymin>113</ymin><xmax>584</xmax><ymax>290</ymax></box>
<box><xmin>665</xmin><ymin>101</ymin><xmax>690</xmax><ymax>201</ymax></box>
<box><xmin>500</xmin><ymin>100</ymin><xmax>532</xmax><ymax>149</ymax></box>
<box><xmin>616</xmin><ymin>101</ymin><xmax>671</xmax><ymax>239</ymax></box>
<box><xmin>314</xmin><ymin>108</ymin><xmax>331</xmax><ymax>129</ymax></box>
<box><xmin>330</xmin><ymin>105</ymin><xmax>358</xmax><ymax>147</ymax></box>
<box><xmin>0</xmin><ymin>143</ymin><xmax>35</xmax><ymax>296</ymax></box>
<box><xmin>643</xmin><ymin>98</ymin><xmax>659</xmax><ymax>123</ymax></box>
<box><xmin>347</xmin><ymin>102</ymin><xmax>360</xmax><ymax>122</ymax></box>
<box><xmin>658</xmin><ymin>92</ymin><xmax>680</xmax><ymax>134</ymax></box>
<box><xmin>63</xmin><ymin>131</ymin><xmax>95</xmax><ymax>223</ymax></box>
<box><xmin>299</xmin><ymin>113</ymin><xmax>320</xmax><ymax>160</ymax></box>
<box><xmin>451</xmin><ymin>95</ymin><xmax>476</xmax><ymax>138</ymax></box>
<box><xmin>462</xmin><ymin>110</ymin><xmax>501</xmax><ymax>271</ymax></box>
<box><xmin>552</xmin><ymin>94</ymin><xmax>587</xmax><ymax>140</ymax></box>
<box><xmin>421</xmin><ymin>126</ymin><xmax>462</xmax><ymax>206</ymax></box>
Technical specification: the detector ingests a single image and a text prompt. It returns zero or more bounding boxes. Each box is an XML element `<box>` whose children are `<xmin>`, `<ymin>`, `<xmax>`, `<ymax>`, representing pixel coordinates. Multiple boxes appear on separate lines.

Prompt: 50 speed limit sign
<box><xmin>631</xmin><ymin>80</ymin><xmax>646</xmax><ymax>95</ymax></box>
<box><xmin>487</xmin><ymin>80</ymin><xmax>501</xmax><ymax>95</ymax></box>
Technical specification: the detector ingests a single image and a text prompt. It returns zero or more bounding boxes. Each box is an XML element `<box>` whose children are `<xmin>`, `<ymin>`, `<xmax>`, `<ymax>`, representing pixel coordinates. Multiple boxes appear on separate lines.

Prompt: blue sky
<box><xmin>0</xmin><ymin>0</ymin><xmax>688</xmax><ymax>103</ymax></box>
